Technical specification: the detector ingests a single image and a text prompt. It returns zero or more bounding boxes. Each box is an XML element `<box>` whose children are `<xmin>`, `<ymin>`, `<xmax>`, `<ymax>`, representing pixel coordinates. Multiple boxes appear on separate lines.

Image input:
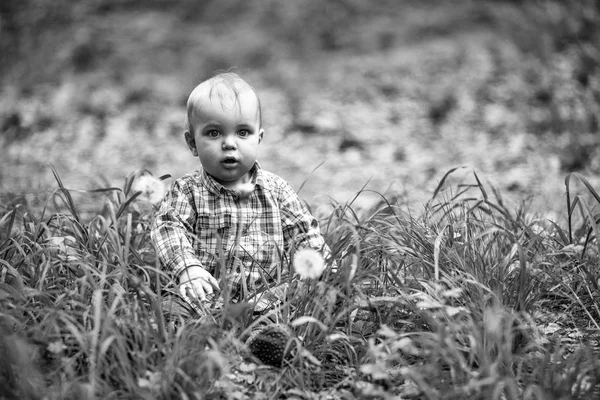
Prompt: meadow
<box><xmin>1</xmin><ymin>0</ymin><xmax>600</xmax><ymax>399</ymax></box>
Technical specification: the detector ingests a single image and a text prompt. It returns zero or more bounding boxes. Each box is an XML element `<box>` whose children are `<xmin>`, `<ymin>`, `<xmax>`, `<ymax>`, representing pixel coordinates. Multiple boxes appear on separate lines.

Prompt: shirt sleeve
<box><xmin>150</xmin><ymin>180</ymin><xmax>203</xmax><ymax>277</ymax></box>
<box><xmin>278</xmin><ymin>180</ymin><xmax>329</xmax><ymax>255</ymax></box>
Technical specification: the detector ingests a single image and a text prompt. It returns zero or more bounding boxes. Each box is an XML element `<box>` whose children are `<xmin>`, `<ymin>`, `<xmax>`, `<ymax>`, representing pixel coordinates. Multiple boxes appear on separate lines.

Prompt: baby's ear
<box><xmin>184</xmin><ymin>131</ymin><xmax>198</xmax><ymax>155</ymax></box>
<box><xmin>258</xmin><ymin>128</ymin><xmax>264</xmax><ymax>144</ymax></box>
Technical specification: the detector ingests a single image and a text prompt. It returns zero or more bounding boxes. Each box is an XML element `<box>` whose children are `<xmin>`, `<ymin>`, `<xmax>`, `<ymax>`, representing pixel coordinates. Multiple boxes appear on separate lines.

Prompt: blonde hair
<box><xmin>186</xmin><ymin>72</ymin><xmax>262</xmax><ymax>134</ymax></box>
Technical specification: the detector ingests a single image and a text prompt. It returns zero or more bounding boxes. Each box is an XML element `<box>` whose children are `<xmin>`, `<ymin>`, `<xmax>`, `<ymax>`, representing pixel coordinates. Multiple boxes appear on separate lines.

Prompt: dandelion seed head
<box><xmin>293</xmin><ymin>248</ymin><xmax>325</xmax><ymax>279</ymax></box>
<box><xmin>47</xmin><ymin>340</ymin><xmax>67</xmax><ymax>354</ymax></box>
<box><xmin>133</xmin><ymin>175</ymin><xmax>165</xmax><ymax>205</ymax></box>
<box><xmin>484</xmin><ymin>307</ymin><xmax>503</xmax><ymax>334</ymax></box>
<box><xmin>235</xmin><ymin>182</ymin><xmax>255</xmax><ymax>200</ymax></box>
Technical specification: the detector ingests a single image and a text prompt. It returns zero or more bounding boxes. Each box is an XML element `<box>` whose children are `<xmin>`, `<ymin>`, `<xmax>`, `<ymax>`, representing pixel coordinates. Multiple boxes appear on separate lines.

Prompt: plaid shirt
<box><xmin>151</xmin><ymin>163</ymin><xmax>327</xmax><ymax>295</ymax></box>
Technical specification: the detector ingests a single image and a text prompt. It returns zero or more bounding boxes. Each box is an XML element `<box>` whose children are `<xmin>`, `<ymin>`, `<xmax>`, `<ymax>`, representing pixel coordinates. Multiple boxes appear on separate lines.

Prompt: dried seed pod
<box><xmin>246</xmin><ymin>325</ymin><xmax>292</xmax><ymax>367</ymax></box>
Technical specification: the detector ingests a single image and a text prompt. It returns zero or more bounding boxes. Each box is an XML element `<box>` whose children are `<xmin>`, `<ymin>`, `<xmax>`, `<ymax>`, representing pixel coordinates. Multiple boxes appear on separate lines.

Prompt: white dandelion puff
<box><xmin>293</xmin><ymin>248</ymin><xmax>325</xmax><ymax>279</ymax></box>
<box><xmin>235</xmin><ymin>182</ymin><xmax>255</xmax><ymax>200</ymax></box>
<box><xmin>132</xmin><ymin>175</ymin><xmax>165</xmax><ymax>205</ymax></box>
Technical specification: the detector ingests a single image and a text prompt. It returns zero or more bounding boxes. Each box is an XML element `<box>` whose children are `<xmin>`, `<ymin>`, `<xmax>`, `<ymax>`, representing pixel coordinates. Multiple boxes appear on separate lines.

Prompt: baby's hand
<box><xmin>178</xmin><ymin>266</ymin><xmax>220</xmax><ymax>302</ymax></box>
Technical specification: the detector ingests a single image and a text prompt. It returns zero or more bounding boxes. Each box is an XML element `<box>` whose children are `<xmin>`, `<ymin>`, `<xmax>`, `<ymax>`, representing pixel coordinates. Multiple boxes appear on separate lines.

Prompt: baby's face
<box><xmin>186</xmin><ymin>87</ymin><xmax>263</xmax><ymax>189</ymax></box>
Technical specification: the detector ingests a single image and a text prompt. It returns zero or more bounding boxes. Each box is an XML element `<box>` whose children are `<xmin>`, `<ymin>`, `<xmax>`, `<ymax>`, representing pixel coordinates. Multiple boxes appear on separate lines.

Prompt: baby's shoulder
<box><xmin>259</xmin><ymin>170</ymin><xmax>292</xmax><ymax>191</ymax></box>
<box><xmin>167</xmin><ymin>170</ymin><xmax>205</xmax><ymax>197</ymax></box>
<box><xmin>174</xmin><ymin>170</ymin><xmax>203</xmax><ymax>186</ymax></box>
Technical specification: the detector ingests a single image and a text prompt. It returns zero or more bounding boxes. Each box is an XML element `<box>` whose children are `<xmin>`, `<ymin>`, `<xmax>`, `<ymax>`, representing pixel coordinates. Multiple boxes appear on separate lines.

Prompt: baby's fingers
<box><xmin>180</xmin><ymin>281</ymin><xmax>206</xmax><ymax>302</ymax></box>
<box><xmin>206</xmin><ymin>275</ymin><xmax>220</xmax><ymax>292</ymax></box>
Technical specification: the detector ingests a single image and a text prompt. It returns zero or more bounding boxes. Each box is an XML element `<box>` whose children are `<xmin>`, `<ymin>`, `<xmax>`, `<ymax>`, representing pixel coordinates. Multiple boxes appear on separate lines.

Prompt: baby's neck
<box><xmin>217</xmin><ymin>174</ymin><xmax>253</xmax><ymax>192</ymax></box>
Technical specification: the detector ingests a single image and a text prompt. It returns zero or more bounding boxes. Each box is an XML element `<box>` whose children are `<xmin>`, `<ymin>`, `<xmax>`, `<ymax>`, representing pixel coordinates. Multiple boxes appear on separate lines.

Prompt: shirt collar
<box><xmin>200</xmin><ymin>162</ymin><xmax>264</xmax><ymax>198</ymax></box>
<box><xmin>253</xmin><ymin>162</ymin><xmax>265</xmax><ymax>188</ymax></box>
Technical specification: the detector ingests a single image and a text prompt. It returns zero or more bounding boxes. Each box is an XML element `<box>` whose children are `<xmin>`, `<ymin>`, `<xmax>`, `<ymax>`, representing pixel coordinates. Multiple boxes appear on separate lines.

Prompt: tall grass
<box><xmin>1</xmin><ymin>167</ymin><xmax>599</xmax><ymax>399</ymax></box>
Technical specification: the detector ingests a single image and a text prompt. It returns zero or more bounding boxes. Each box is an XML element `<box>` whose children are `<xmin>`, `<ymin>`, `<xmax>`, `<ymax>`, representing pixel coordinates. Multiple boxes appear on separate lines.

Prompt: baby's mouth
<box><xmin>222</xmin><ymin>157</ymin><xmax>238</xmax><ymax>165</ymax></box>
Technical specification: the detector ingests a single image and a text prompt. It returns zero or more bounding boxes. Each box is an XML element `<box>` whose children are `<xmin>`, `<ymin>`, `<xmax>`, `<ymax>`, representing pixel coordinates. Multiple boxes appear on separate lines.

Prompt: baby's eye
<box><xmin>238</xmin><ymin>129</ymin><xmax>251</xmax><ymax>137</ymax></box>
<box><xmin>207</xmin><ymin>130</ymin><xmax>220</xmax><ymax>138</ymax></box>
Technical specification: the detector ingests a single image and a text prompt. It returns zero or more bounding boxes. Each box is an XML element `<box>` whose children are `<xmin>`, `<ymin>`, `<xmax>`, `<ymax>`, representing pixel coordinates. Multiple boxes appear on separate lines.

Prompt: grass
<box><xmin>1</xmin><ymin>167</ymin><xmax>599</xmax><ymax>399</ymax></box>
<box><xmin>2</xmin><ymin>1</ymin><xmax>600</xmax><ymax>398</ymax></box>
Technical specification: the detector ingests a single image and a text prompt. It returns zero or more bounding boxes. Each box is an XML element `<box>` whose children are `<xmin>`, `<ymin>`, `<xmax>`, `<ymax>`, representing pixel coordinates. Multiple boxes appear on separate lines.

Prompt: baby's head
<box><xmin>186</xmin><ymin>72</ymin><xmax>262</xmax><ymax>136</ymax></box>
<box><xmin>184</xmin><ymin>73</ymin><xmax>264</xmax><ymax>189</ymax></box>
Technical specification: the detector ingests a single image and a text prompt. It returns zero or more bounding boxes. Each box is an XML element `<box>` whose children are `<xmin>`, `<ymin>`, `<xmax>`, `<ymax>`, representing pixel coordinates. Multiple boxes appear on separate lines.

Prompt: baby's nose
<box><xmin>222</xmin><ymin>136</ymin><xmax>237</xmax><ymax>149</ymax></box>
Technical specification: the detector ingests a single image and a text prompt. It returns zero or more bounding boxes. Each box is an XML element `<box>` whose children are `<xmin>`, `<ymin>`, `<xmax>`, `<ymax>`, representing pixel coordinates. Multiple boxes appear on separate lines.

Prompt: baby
<box><xmin>151</xmin><ymin>72</ymin><xmax>329</xmax><ymax>308</ymax></box>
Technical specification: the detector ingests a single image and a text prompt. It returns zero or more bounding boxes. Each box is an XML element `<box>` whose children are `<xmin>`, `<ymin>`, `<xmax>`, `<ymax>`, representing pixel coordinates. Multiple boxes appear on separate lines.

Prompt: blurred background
<box><xmin>1</xmin><ymin>0</ymin><xmax>599</xmax><ymax>219</ymax></box>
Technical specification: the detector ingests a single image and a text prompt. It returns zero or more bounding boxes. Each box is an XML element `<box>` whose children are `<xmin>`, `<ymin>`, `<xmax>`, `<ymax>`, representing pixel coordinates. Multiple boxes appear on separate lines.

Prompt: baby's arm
<box><xmin>279</xmin><ymin>181</ymin><xmax>328</xmax><ymax>254</ymax></box>
<box><xmin>151</xmin><ymin>181</ymin><xmax>219</xmax><ymax>301</ymax></box>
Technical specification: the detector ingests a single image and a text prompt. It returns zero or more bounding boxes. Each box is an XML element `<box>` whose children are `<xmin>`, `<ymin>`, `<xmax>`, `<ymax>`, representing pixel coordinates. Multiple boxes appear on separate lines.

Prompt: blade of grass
<box><xmin>515</xmin><ymin>241</ymin><xmax>528</xmax><ymax>312</ymax></box>
<box><xmin>338</xmin><ymin>177</ymin><xmax>375</xmax><ymax>225</ymax></box>
<box><xmin>431</xmin><ymin>165</ymin><xmax>468</xmax><ymax>200</ymax></box>
<box><xmin>574</xmin><ymin>195</ymin><xmax>600</xmax><ymax>262</ymax></box>
<box><xmin>89</xmin><ymin>289</ymin><xmax>103</xmax><ymax>394</ymax></box>
<box><xmin>434</xmin><ymin>225</ymin><xmax>449</xmax><ymax>281</ymax></box>
<box><xmin>0</xmin><ymin>260</ymin><xmax>25</xmax><ymax>290</ymax></box>
<box><xmin>473</xmin><ymin>171</ymin><xmax>489</xmax><ymax>201</ymax></box>
<box><xmin>3</xmin><ymin>208</ymin><xmax>18</xmax><ymax>240</ymax></box>
<box><xmin>115</xmin><ymin>192</ymin><xmax>142</xmax><ymax>220</ymax></box>
<box><xmin>361</xmin><ymin>189</ymin><xmax>405</xmax><ymax>226</ymax></box>
<box><xmin>564</xmin><ymin>172</ymin><xmax>600</xmax><ymax>245</ymax></box>
<box><xmin>50</xmin><ymin>164</ymin><xmax>81</xmax><ymax>223</ymax></box>
<box><xmin>297</xmin><ymin>160</ymin><xmax>326</xmax><ymax>195</ymax></box>
<box><xmin>124</xmin><ymin>213</ymin><xmax>132</xmax><ymax>264</ymax></box>
<box><xmin>87</xmin><ymin>187</ymin><xmax>122</xmax><ymax>194</ymax></box>
<box><xmin>546</xmin><ymin>219</ymin><xmax>569</xmax><ymax>246</ymax></box>
<box><xmin>567</xmin><ymin>172</ymin><xmax>600</xmax><ymax>204</ymax></box>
